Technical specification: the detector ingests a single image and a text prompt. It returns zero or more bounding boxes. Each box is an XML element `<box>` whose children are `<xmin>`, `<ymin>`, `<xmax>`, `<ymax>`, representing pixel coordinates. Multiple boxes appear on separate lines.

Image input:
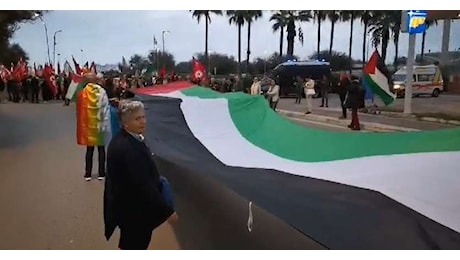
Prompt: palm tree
<box><xmin>368</xmin><ymin>10</ymin><xmax>395</xmax><ymax>62</ymax></box>
<box><xmin>270</xmin><ymin>11</ymin><xmax>288</xmax><ymax>57</ymax></box>
<box><xmin>313</xmin><ymin>10</ymin><xmax>327</xmax><ymax>59</ymax></box>
<box><xmin>326</xmin><ymin>11</ymin><xmax>341</xmax><ymax>55</ymax></box>
<box><xmin>244</xmin><ymin>11</ymin><xmax>263</xmax><ymax>73</ymax></box>
<box><xmin>421</xmin><ymin>20</ymin><xmax>438</xmax><ymax>61</ymax></box>
<box><xmin>390</xmin><ymin>11</ymin><xmax>402</xmax><ymax>67</ymax></box>
<box><xmin>360</xmin><ymin>10</ymin><xmax>373</xmax><ymax>63</ymax></box>
<box><xmin>227</xmin><ymin>10</ymin><xmax>246</xmax><ymax>79</ymax></box>
<box><xmin>191</xmin><ymin>10</ymin><xmax>222</xmax><ymax>72</ymax></box>
<box><xmin>368</xmin><ymin>11</ymin><xmax>401</xmax><ymax>66</ymax></box>
<box><xmin>284</xmin><ymin>10</ymin><xmax>312</xmax><ymax>57</ymax></box>
<box><xmin>341</xmin><ymin>11</ymin><xmax>360</xmax><ymax>72</ymax></box>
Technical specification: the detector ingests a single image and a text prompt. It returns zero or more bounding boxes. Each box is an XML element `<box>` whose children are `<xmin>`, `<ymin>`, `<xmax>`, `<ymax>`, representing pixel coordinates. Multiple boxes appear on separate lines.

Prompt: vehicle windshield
<box><xmin>392</xmin><ymin>74</ymin><xmax>406</xmax><ymax>82</ymax></box>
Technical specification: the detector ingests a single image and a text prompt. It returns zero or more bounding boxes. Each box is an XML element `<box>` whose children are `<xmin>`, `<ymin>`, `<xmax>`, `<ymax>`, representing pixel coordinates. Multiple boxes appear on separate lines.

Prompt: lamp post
<box><xmin>53</xmin><ymin>30</ymin><xmax>63</xmax><ymax>69</ymax></box>
<box><xmin>162</xmin><ymin>30</ymin><xmax>170</xmax><ymax>54</ymax></box>
<box><xmin>161</xmin><ymin>30</ymin><xmax>170</xmax><ymax>69</ymax></box>
<box><xmin>34</xmin><ymin>13</ymin><xmax>51</xmax><ymax>64</ymax></box>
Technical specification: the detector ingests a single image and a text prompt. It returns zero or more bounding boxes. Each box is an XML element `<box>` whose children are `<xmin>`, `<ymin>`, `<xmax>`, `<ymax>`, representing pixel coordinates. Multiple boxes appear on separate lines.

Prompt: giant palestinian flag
<box><xmin>363</xmin><ymin>50</ymin><xmax>396</xmax><ymax>105</ymax></box>
<box><xmin>133</xmin><ymin>82</ymin><xmax>460</xmax><ymax>249</ymax></box>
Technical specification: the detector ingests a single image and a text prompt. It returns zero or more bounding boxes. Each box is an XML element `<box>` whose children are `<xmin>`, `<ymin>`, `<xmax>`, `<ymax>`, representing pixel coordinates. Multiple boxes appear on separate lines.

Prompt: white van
<box><xmin>392</xmin><ymin>65</ymin><xmax>444</xmax><ymax>98</ymax></box>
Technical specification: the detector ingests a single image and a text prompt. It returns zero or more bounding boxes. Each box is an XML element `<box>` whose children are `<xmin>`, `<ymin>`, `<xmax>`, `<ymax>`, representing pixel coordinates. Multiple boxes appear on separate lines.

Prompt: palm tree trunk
<box><xmin>237</xmin><ymin>24</ymin><xmax>241</xmax><ymax>78</ymax></box>
<box><xmin>329</xmin><ymin>21</ymin><xmax>335</xmax><ymax>55</ymax></box>
<box><xmin>421</xmin><ymin>30</ymin><xmax>426</xmax><ymax>61</ymax></box>
<box><xmin>279</xmin><ymin>27</ymin><xmax>284</xmax><ymax>57</ymax></box>
<box><xmin>381</xmin><ymin>29</ymin><xmax>389</xmax><ymax>63</ymax></box>
<box><xmin>362</xmin><ymin>22</ymin><xmax>367</xmax><ymax>63</ymax></box>
<box><xmin>246</xmin><ymin>21</ymin><xmax>251</xmax><ymax>73</ymax></box>
<box><xmin>205</xmin><ymin>17</ymin><xmax>209</xmax><ymax>73</ymax></box>
<box><xmin>286</xmin><ymin>20</ymin><xmax>295</xmax><ymax>57</ymax></box>
<box><xmin>317</xmin><ymin>17</ymin><xmax>321</xmax><ymax>59</ymax></box>
<box><xmin>348</xmin><ymin>15</ymin><xmax>354</xmax><ymax>74</ymax></box>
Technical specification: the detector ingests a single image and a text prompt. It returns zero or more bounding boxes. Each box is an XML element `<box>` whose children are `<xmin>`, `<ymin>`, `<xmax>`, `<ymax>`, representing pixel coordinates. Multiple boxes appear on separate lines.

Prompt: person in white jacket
<box><xmin>304</xmin><ymin>76</ymin><xmax>315</xmax><ymax>114</ymax></box>
<box><xmin>267</xmin><ymin>79</ymin><xmax>280</xmax><ymax>111</ymax></box>
<box><xmin>250</xmin><ymin>77</ymin><xmax>261</xmax><ymax>95</ymax></box>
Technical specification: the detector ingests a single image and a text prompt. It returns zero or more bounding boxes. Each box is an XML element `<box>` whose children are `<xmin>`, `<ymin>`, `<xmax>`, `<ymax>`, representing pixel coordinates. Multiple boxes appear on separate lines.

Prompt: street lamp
<box><xmin>162</xmin><ymin>30</ymin><xmax>170</xmax><ymax>54</ymax></box>
<box><xmin>34</xmin><ymin>13</ymin><xmax>51</xmax><ymax>64</ymax></box>
<box><xmin>57</xmin><ymin>53</ymin><xmax>61</xmax><ymax>73</ymax></box>
<box><xmin>53</xmin><ymin>30</ymin><xmax>63</xmax><ymax>69</ymax></box>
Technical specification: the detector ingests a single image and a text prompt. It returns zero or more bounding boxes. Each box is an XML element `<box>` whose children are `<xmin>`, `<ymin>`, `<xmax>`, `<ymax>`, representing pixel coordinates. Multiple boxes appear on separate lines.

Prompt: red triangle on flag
<box><xmin>364</xmin><ymin>50</ymin><xmax>379</xmax><ymax>75</ymax></box>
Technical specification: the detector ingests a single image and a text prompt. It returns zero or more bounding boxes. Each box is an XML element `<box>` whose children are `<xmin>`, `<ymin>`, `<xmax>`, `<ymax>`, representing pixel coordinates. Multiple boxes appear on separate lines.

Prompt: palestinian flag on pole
<box><xmin>363</xmin><ymin>50</ymin><xmax>396</xmax><ymax>105</ymax></box>
<box><xmin>65</xmin><ymin>73</ymin><xmax>86</xmax><ymax>101</ymax></box>
<box><xmin>131</xmin><ymin>82</ymin><xmax>460</xmax><ymax>249</ymax></box>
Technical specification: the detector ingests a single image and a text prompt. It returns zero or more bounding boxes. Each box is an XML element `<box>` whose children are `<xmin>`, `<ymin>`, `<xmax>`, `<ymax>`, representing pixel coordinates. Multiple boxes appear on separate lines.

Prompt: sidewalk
<box><xmin>278</xmin><ymin>109</ymin><xmax>418</xmax><ymax>132</ymax></box>
<box><xmin>277</xmin><ymin>98</ymin><xmax>457</xmax><ymax>131</ymax></box>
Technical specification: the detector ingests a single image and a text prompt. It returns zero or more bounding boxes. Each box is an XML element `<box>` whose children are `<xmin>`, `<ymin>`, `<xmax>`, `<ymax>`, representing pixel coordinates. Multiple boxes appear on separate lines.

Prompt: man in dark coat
<box><xmin>337</xmin><ymin>74</ymin><xmax>351</xmax><ymax>119</ymax></box>
<box><xmin>104</xmin><ymin>100</ymin><xmax>177</xmax><ymax>250</ymax></box>
<box><xmin>319</xmin><ymin>75</ymin><xmax>330</xmax><ymax>107</ymax></box>
<box><xmin>345</xmin><ymin>76</ymin><xmax>365</xmax><ymax>131</ymax></box>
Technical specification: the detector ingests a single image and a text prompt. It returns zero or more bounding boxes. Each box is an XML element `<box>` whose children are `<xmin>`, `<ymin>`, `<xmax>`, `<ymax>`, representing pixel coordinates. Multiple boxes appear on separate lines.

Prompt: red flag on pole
<box><xmin>44</xmin><ymin>64</ymin><xmax>58</xmax><ymax>96</ymax></box>
<box><xmin>191</xmin><ymin>57</ymin><xmax>208</xmax><ymax>83</ymax></box>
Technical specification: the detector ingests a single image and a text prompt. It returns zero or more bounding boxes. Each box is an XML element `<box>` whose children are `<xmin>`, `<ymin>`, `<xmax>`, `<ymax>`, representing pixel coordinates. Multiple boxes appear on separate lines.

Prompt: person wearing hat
<box><xmin>76</xmin><ymin>71</ymin><xmax>112</xmax><ymax>181</ymax></box>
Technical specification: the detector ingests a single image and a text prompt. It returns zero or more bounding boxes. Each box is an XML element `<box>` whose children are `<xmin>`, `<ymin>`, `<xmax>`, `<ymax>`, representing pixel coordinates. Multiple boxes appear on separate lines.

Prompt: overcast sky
<box><xmin>12</xmin><ymin>10</ymin><xmax>460</xmax><ymax>66</ymax></box>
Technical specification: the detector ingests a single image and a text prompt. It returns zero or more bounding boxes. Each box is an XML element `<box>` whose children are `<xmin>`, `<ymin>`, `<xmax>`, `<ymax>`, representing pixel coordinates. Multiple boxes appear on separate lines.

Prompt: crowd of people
<box><xmin>245</xmin><ymin>73</ymin><xmax>366</xmax><ymax>131</ymax></box>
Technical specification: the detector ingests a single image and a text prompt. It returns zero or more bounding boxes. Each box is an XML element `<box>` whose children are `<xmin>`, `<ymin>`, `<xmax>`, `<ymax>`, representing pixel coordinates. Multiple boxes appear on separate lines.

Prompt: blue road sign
<box><xmin>407</xmin><ymin>10</ymin><xmax>428</xmax><ymax>34</ymax></box>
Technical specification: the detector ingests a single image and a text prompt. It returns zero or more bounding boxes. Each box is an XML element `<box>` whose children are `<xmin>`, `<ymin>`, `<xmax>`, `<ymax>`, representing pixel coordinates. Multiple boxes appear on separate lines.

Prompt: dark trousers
<box><xmin>42</xmin><ymin>85</ymin><xmax>52</xmax><ymax>101</ymax></box>
<box><xmin>119</xmin><ymin>225</ymin><xmax>153</xmax><ymax>250</ymax></box>
<box><xmin>22</xmin><ymin>86</ymin><xmax>29</xmax><ymax>102</ymax></box>
<box><xmin>295</xmin><ymin>92</ymin><xmax>302</xmax><ymax>103</ymax></box>
<box><xmin>12</xmin><ymin>86</ymin><xmax>20</xmax><ymax>103</ymax></box>
<box><xmin>321</xmin><ymin>91</ymin><xmax>328</xmax><ymax>107</ymax></box>
<box><xmin>85</xmin><ymin>146</ymin><xmax>105</xmax><ymax>177</ymax></box>
<box><xmin>31</xmin><ymin>87</ymin><xmax>40</xmax><ymax>103</ymax></box>
<box><xmin>339</xmin><ymin>95</ymin><xmax>347</xmax><ymax>118</ymax></box>
<box><xmin>350</xmin><ymin>108</ymin><xmax>360</xmax><ymax>130</ymax></box>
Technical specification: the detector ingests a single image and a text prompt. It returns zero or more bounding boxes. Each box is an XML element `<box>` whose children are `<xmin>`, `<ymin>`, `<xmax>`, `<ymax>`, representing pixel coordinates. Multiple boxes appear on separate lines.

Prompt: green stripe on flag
<box><xmin>181</xmin><ymin>87</ymin><xmax>460</xmax><ymax>162</ymax></box>
<box><xmin>363</xmin><ymin>74</ymin><xmax>395</xmax><ymax>106</ymax></box>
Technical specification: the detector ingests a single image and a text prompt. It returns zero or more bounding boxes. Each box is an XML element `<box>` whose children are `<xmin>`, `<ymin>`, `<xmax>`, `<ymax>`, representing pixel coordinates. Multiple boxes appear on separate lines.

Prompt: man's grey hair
<box><xmin>118</xmin><ymin>100</ymin><xmax>144</xmax><ymax>124</ymax></box>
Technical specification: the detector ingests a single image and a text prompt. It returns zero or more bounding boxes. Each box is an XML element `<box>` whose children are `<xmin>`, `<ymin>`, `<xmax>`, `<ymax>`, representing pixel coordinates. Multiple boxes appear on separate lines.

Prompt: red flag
<box><xmin>12</xmin><ymin>58</ymin><xmax>27</xmax><ymax>81</ymax></box>
<box><xmin>159</xmin><ymin>67</ymin><xmax>167</xmax><ymax>78</ymax></box>
<box><xmin>1</xmin><ymin>64</ymin><xmax>11</xmax><ymax>81</ymax></box>
<box><xmin>191</xmin><ymin>57</ymin><xmax>207</xmax><ymax>83</ymax></box>
<box><xmin>43</xmin><ymin>64</ymin><xmax>58</xmax><ymax>96</ymax></box>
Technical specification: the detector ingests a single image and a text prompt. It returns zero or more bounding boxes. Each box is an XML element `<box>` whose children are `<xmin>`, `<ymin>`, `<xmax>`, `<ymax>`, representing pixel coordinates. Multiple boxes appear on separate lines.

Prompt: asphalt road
<box><xmin>0</xmin><ymin>102</ymin><xmax>179</xmax><ymax>249</ymax></box>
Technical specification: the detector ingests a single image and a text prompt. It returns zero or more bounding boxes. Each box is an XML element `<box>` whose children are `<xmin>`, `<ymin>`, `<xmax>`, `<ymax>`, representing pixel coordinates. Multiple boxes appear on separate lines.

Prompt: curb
<box><xmin>365</xmin><ymin>110</ymin><xmax>460</xmax><ymax>126</ymax></box>
<box><xmin>278</xmin><ymin>109</ymin><xmax>419</xmax><ymax>132</ymax></box>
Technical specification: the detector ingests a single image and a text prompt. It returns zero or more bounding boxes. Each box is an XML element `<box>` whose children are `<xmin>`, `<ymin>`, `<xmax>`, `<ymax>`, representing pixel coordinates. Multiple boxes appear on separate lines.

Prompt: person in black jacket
<box><xmin>104</xmin><ymin>100</ymin><xmax>178</xmax><ymax>250</ymax></box>
<box><xmin>30</xmin><ymin>75</ymin><xmax>40</xmax><ymax>103</ymax></box>
<box><xmin>345</xmin><ymin>76</ymin><xmax>365</xmax><ymax>131</ymax></box>
<box><xmin>337</xmin><ymin>74</ymin><xmax>351</xmax><ymax>119</ymax></box>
